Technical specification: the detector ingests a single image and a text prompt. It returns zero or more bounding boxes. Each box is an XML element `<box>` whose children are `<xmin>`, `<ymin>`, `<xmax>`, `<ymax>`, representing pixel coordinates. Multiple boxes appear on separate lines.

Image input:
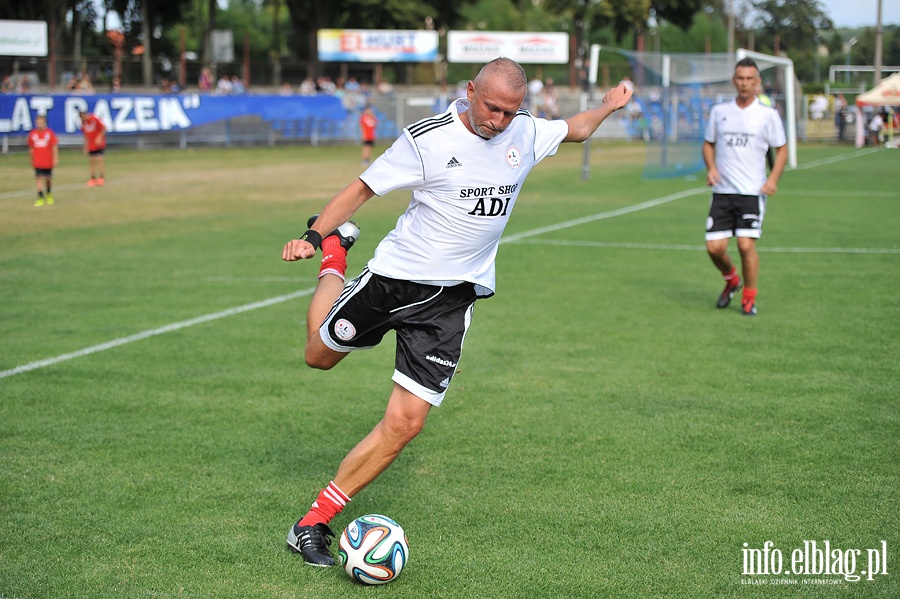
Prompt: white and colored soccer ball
<box><xmin>338</xmin><ymin>514</ymin><xmax>409</xmax><ymax>585</ymax></box>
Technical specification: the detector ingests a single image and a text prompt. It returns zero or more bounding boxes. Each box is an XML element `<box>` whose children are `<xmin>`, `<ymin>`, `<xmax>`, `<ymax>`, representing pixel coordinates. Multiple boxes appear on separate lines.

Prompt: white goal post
<box><xmin>736</xmin><ymin>48</ymin><xmax>798</xmax><ymax>170</ymax></box>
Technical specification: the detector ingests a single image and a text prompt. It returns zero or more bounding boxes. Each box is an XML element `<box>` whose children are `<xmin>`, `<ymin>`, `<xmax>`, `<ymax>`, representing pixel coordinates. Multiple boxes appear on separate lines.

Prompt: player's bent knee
<box><xmin>304</xmin><ymin>346</ymin><xmax>343</xmax><ymax>370</ymax></box>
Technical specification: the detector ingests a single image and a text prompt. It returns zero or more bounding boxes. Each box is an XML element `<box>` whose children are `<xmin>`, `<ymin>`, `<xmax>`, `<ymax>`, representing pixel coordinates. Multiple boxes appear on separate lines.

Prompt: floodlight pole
<box><xmin>875</xmin><ymin>0</ymin><xmax>883</xmax><ymax>85</ymax></box>
<box><xmin>582</xmin><ymin>44</ymin><xmax>601</xmax><ymax>181</ymax></box>
<box><xmin>736</xmin><ymin>48</ymin><xmax>797</xmax><ymax>170</ymax></box>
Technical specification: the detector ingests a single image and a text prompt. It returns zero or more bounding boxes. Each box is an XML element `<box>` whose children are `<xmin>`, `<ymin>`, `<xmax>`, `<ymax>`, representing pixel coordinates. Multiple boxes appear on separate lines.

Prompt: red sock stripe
<box><xmin>324</xmin><ymin>481</ymin><xmax>351</xmax><ymax>506</ymax></box>
<box><xmin>318</xmin><ymin>237</ymin><xmax>348</xmax><ymax>279</ymax></box>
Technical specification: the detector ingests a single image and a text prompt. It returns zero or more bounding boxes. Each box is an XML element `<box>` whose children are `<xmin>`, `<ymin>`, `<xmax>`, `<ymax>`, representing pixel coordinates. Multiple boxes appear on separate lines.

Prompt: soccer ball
<box><xmin>338</xmin><ymin>514</ymin><xmax>409</xmax><ymax>585</ymax></box>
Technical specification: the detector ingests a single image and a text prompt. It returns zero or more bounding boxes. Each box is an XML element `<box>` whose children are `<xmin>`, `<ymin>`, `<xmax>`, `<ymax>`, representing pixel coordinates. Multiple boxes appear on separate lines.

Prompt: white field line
<box><xmin>512</xmin><ymin>239</ymin><xmax>900</xmax><ymax>254</ymax></box>
<box><xmin>0</xmin><ymin>147</ymin><xmax>883</xmax><ymax>379</ymax></box>
<box><xmin>0</xmin><ymin>289</ymin><xmax>314</xmax><ymax>380</ymax></box>
<box><xmin>500</xmin><ymin>187</ymin><xmax>707</xmax><ymax>245</ymax></box>
<box><xmin>794</xmin><ymin>147</ymin><xmax>880</xmax><ymax>170</ymax></box>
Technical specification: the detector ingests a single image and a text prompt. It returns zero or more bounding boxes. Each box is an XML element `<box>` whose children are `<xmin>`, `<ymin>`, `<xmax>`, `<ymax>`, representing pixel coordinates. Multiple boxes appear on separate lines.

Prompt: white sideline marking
<box><xmin>794</xmin><ymin>147</ymin><xmax>880</xmax><ymax>170</ymax></box>
<box><xmin>514</xmin><ymin>239</ymin><xmax>900</xmax><ymax>255</ymax></box>
<box><xmin>500</xmin><ymin>187</ymin><xmax>707</xmax><ymax>245</ymax></box>
<box><xmin>0</xmin><ymin>289</ymin><xmax>314</xmax><ymax>380</ymax></box>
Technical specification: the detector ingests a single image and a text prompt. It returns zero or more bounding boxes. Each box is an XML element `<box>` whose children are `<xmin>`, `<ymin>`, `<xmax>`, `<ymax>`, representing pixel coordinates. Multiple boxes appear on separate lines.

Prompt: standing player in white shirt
<box><xmin>281</xmin><ymin>57</ymin><xmax>632</xmax><ymax>567</ymax></box>
<box><xmin>703</xmin><ymin>57</ymin><xmax>787</xmax><ymax>316</ymax></box>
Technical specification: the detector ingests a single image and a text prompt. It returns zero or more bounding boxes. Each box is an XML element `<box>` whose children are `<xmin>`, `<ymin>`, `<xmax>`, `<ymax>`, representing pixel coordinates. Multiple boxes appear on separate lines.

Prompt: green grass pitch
<box><xmin>0</xmin><ymin>141</ymin><xmax>897</xmax><ymax>598</ymax></box>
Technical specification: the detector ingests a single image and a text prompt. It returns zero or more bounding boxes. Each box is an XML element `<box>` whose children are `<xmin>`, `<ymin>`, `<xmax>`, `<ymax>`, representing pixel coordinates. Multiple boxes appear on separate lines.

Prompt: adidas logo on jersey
<box><xmin>446</xmin><ymin>157</ymin><xmax>462</xmax><ymax>169</ymax></box>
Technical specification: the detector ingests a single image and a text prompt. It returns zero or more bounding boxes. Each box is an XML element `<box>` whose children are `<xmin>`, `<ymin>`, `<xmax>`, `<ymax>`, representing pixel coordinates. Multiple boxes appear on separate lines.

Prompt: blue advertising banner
<box><xmin>0</xmin><ymin>93</ymin><xmax>347</xmax><ymax>136</ymax></box>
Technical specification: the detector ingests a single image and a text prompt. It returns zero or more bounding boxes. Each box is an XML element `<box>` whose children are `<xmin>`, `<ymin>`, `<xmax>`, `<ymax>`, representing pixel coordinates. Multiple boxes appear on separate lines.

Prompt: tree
<box><xmin>595</xmin><ymin>0</ymin><xmax>705</xmax><ymax>45</ymax></box>
<box><xmin>752</xmin><ymin>0</ymin><xmax>833</xmax><ymax>53</ymax></box>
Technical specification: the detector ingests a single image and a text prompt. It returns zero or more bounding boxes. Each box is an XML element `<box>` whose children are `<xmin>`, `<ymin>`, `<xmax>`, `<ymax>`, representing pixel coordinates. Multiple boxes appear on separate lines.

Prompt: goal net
<box><xmin>615</xmin><ymin>49</ymin><xmax>798</xmax><ymax>179</ymax></box>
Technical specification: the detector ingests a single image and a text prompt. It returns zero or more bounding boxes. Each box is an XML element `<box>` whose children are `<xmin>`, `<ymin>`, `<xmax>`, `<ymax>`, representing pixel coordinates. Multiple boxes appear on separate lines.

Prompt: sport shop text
<box><xmin>741</xmin><ymin>540</ymin><xmax>888</xmax><ymax>582</ymax></box>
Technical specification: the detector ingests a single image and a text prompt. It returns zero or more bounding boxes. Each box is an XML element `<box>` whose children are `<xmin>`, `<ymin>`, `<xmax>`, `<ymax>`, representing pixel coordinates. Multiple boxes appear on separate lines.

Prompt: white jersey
<box><xmin>360</xmin><ymin>99</ymin><xmax>569</xmax><ymax>296</ymax></box>
<box><xmin>704</xmin><ymin>98</ymin><xmax>786</xmax><ymax>195</ymax></box>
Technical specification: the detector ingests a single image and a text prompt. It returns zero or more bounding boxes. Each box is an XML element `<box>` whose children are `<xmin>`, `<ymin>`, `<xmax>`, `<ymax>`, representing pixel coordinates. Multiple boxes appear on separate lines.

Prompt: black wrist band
<box><xmin>300</xmin><ymin>229</ymin><xmax>322</xmax><ymax>251</ymax></box>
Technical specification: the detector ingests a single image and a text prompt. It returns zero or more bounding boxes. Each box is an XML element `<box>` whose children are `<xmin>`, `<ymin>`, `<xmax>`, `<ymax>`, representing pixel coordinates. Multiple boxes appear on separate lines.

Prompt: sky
<box><xmin>817</xmin><ymin>0</ymin><xmax>900</xmax><ymax>28</ymax></box>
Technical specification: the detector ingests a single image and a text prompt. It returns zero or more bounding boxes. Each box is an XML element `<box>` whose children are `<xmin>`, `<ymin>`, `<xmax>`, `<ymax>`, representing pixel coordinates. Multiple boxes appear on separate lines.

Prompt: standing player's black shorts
<box><xmin>89</xmin><ymin>148</ymin><xmax>105</xmax><ymax>157</ymax></box>
<box><xmin>34</xmin><ymin>168</ymin><xmax>53</xmax><ymax>178</ymax></box>
<box><xmin>319</xmin><ymin>267</ymin><xmax>477</xmax><ymax>406</ymax></box>
<box><xmin>705</xmin><ymin>193</ymin><xmax>766</xmax><ymax>241</ymax></box>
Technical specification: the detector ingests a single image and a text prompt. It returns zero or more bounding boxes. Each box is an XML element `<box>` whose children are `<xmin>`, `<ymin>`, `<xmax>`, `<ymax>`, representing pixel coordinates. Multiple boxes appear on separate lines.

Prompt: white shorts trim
<box><xmin>392</xmin><ymin>370</ymin><xmax>447</xmax><ymax>407</ymax></box>
<box><xmin>705</xmin><ymin>230</ymin><xmax>733</xmax><ymax>241</ymax></box>
<box><xmin>734</xmin><ymin>228</ymin><xmax>762</xmax><ymax>239</ymax></box>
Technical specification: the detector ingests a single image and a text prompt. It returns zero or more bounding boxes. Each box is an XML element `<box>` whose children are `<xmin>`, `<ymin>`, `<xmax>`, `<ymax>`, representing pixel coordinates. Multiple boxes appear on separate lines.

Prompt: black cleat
<box><xmin>716</xmin><ymin>278</ymin><xmax>742</xmax><ymax>309</ymax></box>
<box><xmin>741</xmin><ymin>300</ymin><xmax>757</xmax><ymax>316</ymax></box>
<box><xmin>287</xmin><ymin>522</ymin><xmax>336</xmax><ymax>567</ymax></box>
<box><xmin>306</xmin><ymin>214</ymin><xmax>360</xmax><ymax>251</ymax></box>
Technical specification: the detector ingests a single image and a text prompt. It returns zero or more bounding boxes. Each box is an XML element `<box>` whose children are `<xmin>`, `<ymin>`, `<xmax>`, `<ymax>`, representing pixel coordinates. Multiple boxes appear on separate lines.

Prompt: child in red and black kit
<box><xmin>27</xmin><ymin>114</ymin><xmax>59</xmax><ymax>206</ymax></box>
<box><xmin>79</xmin><ymin>109</ymin><xmax>107</xmax><ymax>186</ymax></box>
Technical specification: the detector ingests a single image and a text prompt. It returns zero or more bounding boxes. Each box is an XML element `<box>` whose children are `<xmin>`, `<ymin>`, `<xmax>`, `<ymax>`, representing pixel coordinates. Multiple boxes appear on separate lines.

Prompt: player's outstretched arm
<box><xmin>282</xmin><ymin>178</ymin><xmax>375</xmax><ymax>261</ymax></box>
<box><xmin>563</xmin><ymin>84</ymin><xmax>633</xmax><ymax>143</ymax></box>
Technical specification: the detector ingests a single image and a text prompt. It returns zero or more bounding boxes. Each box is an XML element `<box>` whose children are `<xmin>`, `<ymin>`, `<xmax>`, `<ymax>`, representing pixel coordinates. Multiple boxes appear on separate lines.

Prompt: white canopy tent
<box><xmin>857</xmin><ymin>72</ymin><xmax>900</xmax><ymax>106</ymax></box>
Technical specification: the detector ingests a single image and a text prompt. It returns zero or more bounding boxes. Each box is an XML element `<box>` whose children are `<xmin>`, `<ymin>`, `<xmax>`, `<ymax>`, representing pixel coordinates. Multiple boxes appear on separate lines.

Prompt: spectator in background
<box><xmin>345</xmin><ymin>77</ymin><xmax>361</xmax><ymax>94</ymax></box>
<box><xmin>216</xmin><ymin>74</ymin><xmax>233</xmax><ymax>95</ymax></box>
<box><xmin>809</xmin><ymin>94</ymin><xmax>828</xmax><ymax>120</ymax></box>
<box><xmin>868</xmin><ymin>109</ymin><xmax>884</xmax><ymax>147</ymax></box>
<box><xmin>27</xmin><ymin>114</ymin><xmax>58</xmax><ymax>207</ymax></box>
<box><xmin>77</xmin><ymin>73</ymin><xmax>95</xmax><ymax>94</ymax></box>
<box><xmin>1</xmin><ymin>74</ymin><xmax>13</xmax><ymax>94</ymax></box>
<box><xmin>299</xmin><ymin>77</ymin><xmax>316</xmax><ymax>96</ymax></box>
<box><xmin>359</xmin><ymin>104</ymin><xmax>377</xmax><ymax>165</ymax></box>
<box><xmin>15</xmin><ymin>76</ymin><xmax>31</xmax><ymax>93</ymax></box>
<box><xmin>110</xmin><ymin>76</ymin><xmax>121</xmax><ymax>93</ymax></box>
<box><xmin>375</xmin><ymin>78</ymin><xmax>392</xmax><ymax>95</ymax></box>
<box><xmin>198</xmin><ymin>67</ymin><xmax>213</xmax><ymax>93</ymax></box>
<box><xmin>527</xmin><ymin>76</ymin><xmax>543</xmax><ymax>113</ymax></box>
<box><xmin>79</xmin><ymin>109</ymin><xmax>107</xmax><ymax>187</ymax></box>
<box><xmin>231</xmin><ymin>74</ymin><xmax>246</xmax><ymax>94</ymax></box>
<box><xmin>834</xmin><ymin>94</ymin><xmax>847</xmax><ymax>141</ymax></box>
<box><xmin>541</xmin><ymin>77</ymin><xmax>560</xmax><ymax>119</ymax></box>
<box><xmin>279</xmin><ymin>82</ymin><xmax>294</xmax><ymax>96</ymax></box>
<box><xmin>67</xmin><ymin>73</ymin><xmax>82</xmax><ymax>92</ymax></box>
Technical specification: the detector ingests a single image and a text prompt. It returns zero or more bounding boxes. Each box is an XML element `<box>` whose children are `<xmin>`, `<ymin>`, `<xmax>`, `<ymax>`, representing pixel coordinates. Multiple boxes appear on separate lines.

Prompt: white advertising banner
<box><xmin>0</xmin><ymin>20</ymin><xmax>48</xmax><ymax>57</ymax></box>
<box><xmin>318</xmin><ymin>29</ymin><xmax>439</xmax><ymax>63</ymax></box>
<box><xmin>447</xmin><ymin>31</ymin><xmax>569</xmax><ymax>64</ymax></box>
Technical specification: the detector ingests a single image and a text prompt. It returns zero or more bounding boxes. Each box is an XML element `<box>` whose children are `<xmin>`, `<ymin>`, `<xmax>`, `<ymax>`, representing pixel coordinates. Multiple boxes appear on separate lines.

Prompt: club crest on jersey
<box><xmin>334</xmin><ymin>318</ymin><xmax>356</xmax><ymax>341</ymax></box>
<box><xmin>506</xmin><ymin>146</ymin><xmax>521</xmax><ymax>169</ymax></box>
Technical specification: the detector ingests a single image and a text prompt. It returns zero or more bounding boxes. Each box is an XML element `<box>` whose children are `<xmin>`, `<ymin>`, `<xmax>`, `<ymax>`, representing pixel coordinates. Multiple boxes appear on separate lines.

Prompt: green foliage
<box><xmin>753</xmin><ymin>0</ymin><xmax>834</xmax><ymax>52</ymax></box>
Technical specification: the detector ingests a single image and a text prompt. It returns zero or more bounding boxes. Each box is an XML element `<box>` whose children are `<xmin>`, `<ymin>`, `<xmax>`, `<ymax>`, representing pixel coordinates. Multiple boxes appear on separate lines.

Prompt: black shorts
<box><xmin>362</xmin><ymin>140</ymin><xmax>375</xmax><ymax>146</ymax></box>
<box><xmin>319</xmin><ymin>268</ymin><xmax>477</xmax><ymax>406</ymax></box>
<box><xmin>89</xmin><ymin>148</ymin><xmax>105</xmax><ymax>157</ymax></box>
<box><xmin>706</xmin><ymin>193</ymin><xmax>766</xmax><ymax>240</ymax></box>
<box><xmin>34</xmin><ymin>168</ymin><xmax>53</xmax><ymax>178</ymax></box>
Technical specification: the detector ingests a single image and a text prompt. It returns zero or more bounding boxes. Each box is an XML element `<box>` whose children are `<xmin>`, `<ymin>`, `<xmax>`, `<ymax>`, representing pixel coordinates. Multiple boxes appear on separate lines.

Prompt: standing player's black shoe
<box><xmin>287</xmin><ymin>522</ymin><xmax>336</xmax><ymax>567</ymax></box>
<box><xmin>306</xmin><ymin>214</ymin><xmax>360</xmax><ymax>251</ymax></box>
<box><xmin>716</xmin><ymin>278</ymin><xmax>742</xmax><ymax>308</ymax></box>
